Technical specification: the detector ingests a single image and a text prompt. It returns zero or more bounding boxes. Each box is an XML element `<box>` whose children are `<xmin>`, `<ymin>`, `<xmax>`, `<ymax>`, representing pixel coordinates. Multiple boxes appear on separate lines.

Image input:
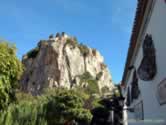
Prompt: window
<box><xmin>126</xmin><ymin>87</ymin><xmax>131</xmax><ymax>107</ymax></box>
<box><xmin>134</xmin><ymin>101</ymin><xmax>144</xmax><ymax>120</ymax></box>
<box><xmin>131</xmin><ymin>71</ymin><xmax>140</xmax><ymax>102</ymax></box>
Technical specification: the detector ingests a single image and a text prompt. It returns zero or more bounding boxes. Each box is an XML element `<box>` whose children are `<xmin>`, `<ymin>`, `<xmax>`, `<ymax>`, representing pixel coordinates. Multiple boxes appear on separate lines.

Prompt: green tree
<box><xmin>0</xmin><ymin>42</ymin><xmax>23</xmax><ymax>110</ymax></box>
<box><xmin>45</xmin><ymin>90</ymin><xmax>92</xmax><ymax>125</ymax></box>
<box><xmin>0</xmin><ymin>89</ymin><xmax>92</xmax><ymax>125</ymax></box>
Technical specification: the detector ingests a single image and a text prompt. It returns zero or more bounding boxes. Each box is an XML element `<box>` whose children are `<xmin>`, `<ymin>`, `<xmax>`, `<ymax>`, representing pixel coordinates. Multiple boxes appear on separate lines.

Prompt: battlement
<box><xmin>49</xmin><ymin>32</ymin><xmax>69</xmax><ymax>41</ymax></box>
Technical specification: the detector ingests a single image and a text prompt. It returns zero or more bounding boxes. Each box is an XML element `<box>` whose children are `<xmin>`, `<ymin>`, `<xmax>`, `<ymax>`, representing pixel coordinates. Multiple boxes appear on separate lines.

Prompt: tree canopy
<box><xmin>0</xmin><ymin>42</ymin><xmax>23</xmax><ymax>110</ymax></box>
<box><xmin>0</xmin><ymin>89</ymin><xmax>92</xmax><ymax>125</ymax></box>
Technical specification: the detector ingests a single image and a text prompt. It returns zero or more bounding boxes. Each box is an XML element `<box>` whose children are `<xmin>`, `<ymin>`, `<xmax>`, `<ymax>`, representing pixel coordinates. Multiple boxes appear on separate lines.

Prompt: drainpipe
<box><xmin>123</xmin><ymin>104</ymin><xmax>128</xmax><ymax>125</ymax></box>
<box><xmin>108</xmin><ymin>107</ymin><xmax>114</xmax><ymax>125</ymax></box>
<box><xmin>123</xmin><ymin>105</ymin><xmax>135</xmax><ymax>125</ymax></box>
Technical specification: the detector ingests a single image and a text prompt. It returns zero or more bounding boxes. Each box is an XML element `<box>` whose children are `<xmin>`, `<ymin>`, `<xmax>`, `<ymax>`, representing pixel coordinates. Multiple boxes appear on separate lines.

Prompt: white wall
<box><xmin>144</xmin><ymin>0</ymin><xmax>166</xmax><ymax>120</ymax></box>
<box><xmin>124</xmin><ymin>0</ymin><xmax>166</xmax><ymax>124</ymax></box>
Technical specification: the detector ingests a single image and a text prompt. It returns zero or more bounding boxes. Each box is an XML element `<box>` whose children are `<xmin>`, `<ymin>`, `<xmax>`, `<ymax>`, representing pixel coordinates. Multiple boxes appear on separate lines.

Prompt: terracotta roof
<box><xmin>121</xmin><ymin>0</ymin><xmax>148</xmax><ymax>86</ymax></box>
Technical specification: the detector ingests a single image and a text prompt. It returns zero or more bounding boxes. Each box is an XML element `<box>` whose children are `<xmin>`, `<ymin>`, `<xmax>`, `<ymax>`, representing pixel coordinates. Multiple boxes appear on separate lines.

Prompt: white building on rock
<box><xmin>121</xmin><ymin>0</ymin><xmax>166</xmax><ymax>125</ymax></box>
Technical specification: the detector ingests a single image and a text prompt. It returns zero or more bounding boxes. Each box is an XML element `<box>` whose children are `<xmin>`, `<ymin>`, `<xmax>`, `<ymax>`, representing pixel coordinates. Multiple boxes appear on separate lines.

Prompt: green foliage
<box><xmin>92</xmin><ymin>49</ymin><xmax>97</xmax><ymax>56</ymax></box>
<box><xmin>0</xmin><ymin>42</ymin><xmax>23</xmax><ymax>110</ymax></box>
<box><xmin>113</xmin><ymin>87</ymin><xmax>121</xmax><ymax>97</ymax></box>
<box><xmin>0</xmin><ymin>99</ymin><xmax>47</xmax><ymax>125</ymax></box>
<box><xmin>91</xmin><ymin>96</ymin><xmax>103</xmax><ymax>108</ymax></box>
<box><xmin>101</xmin><ymin>86</ymin><xmax>110</xmax><ymax>94</ymax></box>
<box><xmin>27</xmin><ymin>47</ymin><xmax>39</xmax><ymax>59</ymax></box>
<box><xmin>79</xmin><ymin>72</ymin><xmax>93</xmax><ymax>83</ymax></box>
<box><xmin>72</xmin><ymin>87</ymin><xmax>101</xmax><ymax>111</ymax></box>
<box><xmin>78</xmin><ymin>72</ymin><xmax>99</xmax><ymax>95</ymax></box>
<box><xmin>72</xmin><ymin>88</ymin><xmax>90</xmax><ymax>101</ymax></box>
<box><xmin>65</xmin><ymin>38</ymin><xmax>78</xmax><ymax>48</ymax></box>
<box><xmin>46</xmin><ymin>90</ymin><xmax>92</xmax><ymax>124</ymax></box>
<box><xmin>0</xmin><ymin>41</ymin><xmax>114</xmax><ymax>125</ymax></box>
<box><xmin>84</xmin><ymin>80</ymin><xmax>99</xmax><ymax>95</ymax></box>
<box><xmin>96</xmin><ymin>72</ymin><xmax>103</xmax><ymax>80</ymax></box>
<box><xmin>0</xmin><ymin>89</ymin><xmax>92</xmax><ymax>125</ymax></box>
<box><xmin>64</xmin><ymin>38</ymin><xmax>90</xmax><ymax>57</ymax></box>
<box><xmin>83</xmin><ymin>95</ymin><xmax>102</xmax><ymax>110</ymax></box>
<box><xmin>78</xmin><ymin>44</ymin><xmax>90</xmax><ymax>57</ymax></box>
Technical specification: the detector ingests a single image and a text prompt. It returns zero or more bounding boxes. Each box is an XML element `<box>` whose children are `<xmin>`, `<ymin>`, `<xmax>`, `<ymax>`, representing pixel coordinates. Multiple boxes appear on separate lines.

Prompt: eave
<box><xmin>121</xmin><ymin>0</ymin><xmax>149</xmax><ymax>86</ymax></box>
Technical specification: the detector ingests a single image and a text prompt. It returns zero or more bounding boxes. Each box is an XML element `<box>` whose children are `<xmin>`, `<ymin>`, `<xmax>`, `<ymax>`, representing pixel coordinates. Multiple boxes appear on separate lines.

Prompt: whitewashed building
<box><xmin>121</xmin><ymin>0</ymin><xmax>166</xmax><ymax>125</ymax></box>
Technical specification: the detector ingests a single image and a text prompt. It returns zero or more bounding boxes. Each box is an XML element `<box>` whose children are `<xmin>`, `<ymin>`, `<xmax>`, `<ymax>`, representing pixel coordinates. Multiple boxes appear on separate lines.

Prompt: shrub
<box><xmin>85</xmin><ymin>80</ymin><xmax>99</xmax><ymax>95</ymax></box>
<box><xmin>27</xmin><ymin>47</ymin><xmax>39</xmax><ymax>59</ymax></box>
<box><xmin>92</xmin><ymin>49</ymin><xmax>97</xmax><ymax>56</ymax></box>
<box><xmin>96</xmin><ymin>72</ymin><xmax>103</xmax><ymax>80</ymax></box>
<box><xmin>79</xmin><ymin>72</ymin><xmax>93</xmax><ymax>83</ymax></box>
<box><xmin>45</xmin><ymin>90</ymin><xmax>92</xmax><ymax>124</ymax></box>
<box><xmin>101</xmin><ymin>86</ymin><xmax>110</xmax><ymax>94</ymax></box>
<box><xmin>79</xmin><ymin>72</ymin><xmax>99</xmax><ymax>95</ymax></box>
<box><xmin>78</xmin><ymin>44</ymin><xmax>90</xmax><ymax>57</ymax></box>
<box><xmin>0</xmin><ymin>90</ymin><xmax>92</xmax><ymax>125</ymax></box>
<box><xmin>65</xmin><ymin>38</ymin><xmax>78</xmax><ymax>48</ymax></box>
<box><xmin>73</xmin><ymin>87</ymin><xmax>101</xmax><ymax>110</ymax></box>
<box><xmin>0</xmin><ymin>95</ymin><xmax>48</xmax><ymax>125</ymax></box>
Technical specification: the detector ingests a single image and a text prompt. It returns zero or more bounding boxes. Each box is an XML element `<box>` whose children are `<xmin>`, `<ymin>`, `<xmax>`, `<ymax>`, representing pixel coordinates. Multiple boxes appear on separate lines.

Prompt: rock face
<box><xmin>21</xmin><ymin>33</ymin><xmax>114</xmax><ymax>94</ymax></box>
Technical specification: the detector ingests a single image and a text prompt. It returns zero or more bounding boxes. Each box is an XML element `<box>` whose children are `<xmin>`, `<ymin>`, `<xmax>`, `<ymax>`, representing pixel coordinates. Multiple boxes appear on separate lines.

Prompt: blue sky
<box><xmin>0</xmin><ymin>0</ymin><xmax>137</xmax><ymax>84</ymax></box>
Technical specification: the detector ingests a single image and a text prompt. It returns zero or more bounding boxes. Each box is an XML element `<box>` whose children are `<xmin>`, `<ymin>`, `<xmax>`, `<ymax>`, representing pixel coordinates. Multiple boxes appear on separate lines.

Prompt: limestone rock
<box><xmin>21</xmin><ymin>33</ymin><xmax>114</xmax><ymax>94</ymax></box>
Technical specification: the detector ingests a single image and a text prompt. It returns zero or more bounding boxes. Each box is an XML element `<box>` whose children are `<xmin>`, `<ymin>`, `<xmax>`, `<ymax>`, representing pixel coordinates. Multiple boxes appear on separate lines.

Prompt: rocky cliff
<box><xmin>21</xmin><ymin>32</ymin><xmax>114</xmax><ymax>94</ymax></box>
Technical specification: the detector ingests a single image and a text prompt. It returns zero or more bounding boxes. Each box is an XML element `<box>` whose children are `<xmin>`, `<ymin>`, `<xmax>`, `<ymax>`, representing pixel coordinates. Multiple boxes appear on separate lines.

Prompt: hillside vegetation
<box><xmin>0</xmin><ymin>40</ymin><xmax>118</xmax><ymax>125</ymax></box>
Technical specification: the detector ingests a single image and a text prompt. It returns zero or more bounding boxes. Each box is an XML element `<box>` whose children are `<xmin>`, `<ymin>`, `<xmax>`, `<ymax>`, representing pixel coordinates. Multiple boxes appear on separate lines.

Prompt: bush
<box><xmin>85</xmin><ymin>80</ymin><xmax>99</xmax><ymax>95</ymax></box>
<box><xmin>0</xmin><ymin>95</ymin><xmax>48</xmax><ymax>125</ymax></box>
<box><xmin>0</xmin><ymin>89</ymin><xmax>92</xmax><ymax>125</ymax></box>
<box><xmin>78</xmin><ymin>72</ymin><xmax>99</xmax><ymax>95</ymax></box>
<box><xmin>79</xmin><ymin>72</ymin><xmax>93</xmax><ymax>83</ymax></box>
<box><xmin>0</xmin><ymin>42</ymin><xmax>23</xmax><ymax>110</ymax></box>
<box><xmin>46</xmin><ymin>90</ymin><xmax>92</xmax><ymax>124</ymax></box>
<box><xmin>73</xmin><ymin>87</ymin><xmax>101</xmax><ymax>110</ymax></box>
<box><xmin>101</xmin><ymin>86</ymin><xmax>110</xmax><ymax>94</ymax></box>
<box><xmin>27</xmin><ymin>47</ymin><xmax>39</xmax><ymax>59</ymax></box>
<box><xmin>96</xmin><ymin>72</ymin><xmax>103</xmax><ymax>80</ymax></box>
<box><xmin>92</xmin><ymin>49</ymin><xmax>97</xmax><ymax>56</ymax></box>
<box><xmin>78</xmin><ymin>44</ymin><xmax>90</xmax><ymax>57</ymax></box>
<box><xmin>65</xmin><ymin>38</ymin><xmax>78</xmax><ymax>48</ymax></box>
